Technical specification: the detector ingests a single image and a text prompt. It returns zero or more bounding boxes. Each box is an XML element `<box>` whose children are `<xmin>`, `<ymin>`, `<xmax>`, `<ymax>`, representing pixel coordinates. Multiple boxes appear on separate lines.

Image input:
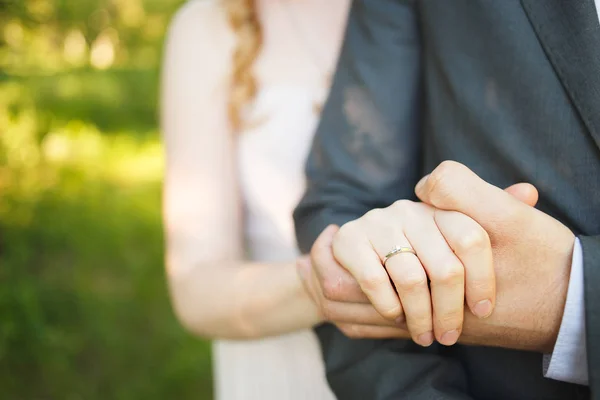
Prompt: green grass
<box><xmin>0</xmin><ymin>73</ymin><xmax>214</xmax><ymax>400</ymax></box>
<box><xmin>0</xmin><ymin>1</ymin><xmax>215</xmax><ymax>397</ymax></box>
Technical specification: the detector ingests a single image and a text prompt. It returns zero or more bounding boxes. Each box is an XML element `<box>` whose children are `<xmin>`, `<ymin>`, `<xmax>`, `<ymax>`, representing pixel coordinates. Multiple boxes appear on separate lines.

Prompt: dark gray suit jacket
<box><xmin>294</xmin><ymin>1</ymin><xmax>600</xmax><ymax>399</ymax></box>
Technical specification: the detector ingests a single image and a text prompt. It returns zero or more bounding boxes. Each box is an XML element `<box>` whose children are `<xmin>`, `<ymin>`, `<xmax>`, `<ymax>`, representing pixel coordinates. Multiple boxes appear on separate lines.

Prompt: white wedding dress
<box><xmin>212</xmin><ymin>85</ymin><xmax>336</xmax><ymax>400</ymax></box>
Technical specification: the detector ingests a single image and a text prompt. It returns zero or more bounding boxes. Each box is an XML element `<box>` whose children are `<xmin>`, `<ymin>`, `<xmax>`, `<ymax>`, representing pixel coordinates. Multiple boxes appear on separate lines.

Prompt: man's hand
<box><xmin>415</xmin><ymin>161</ymin><xmax>575</xmax><ymax>353</ymax></box>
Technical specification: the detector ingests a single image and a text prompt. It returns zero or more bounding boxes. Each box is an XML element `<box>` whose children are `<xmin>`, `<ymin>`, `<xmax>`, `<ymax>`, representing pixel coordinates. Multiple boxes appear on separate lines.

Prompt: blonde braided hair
<box><xmin>224</xmin><ymin>0</ymin><xmax>263</xmax><ymax>131</ymax></box>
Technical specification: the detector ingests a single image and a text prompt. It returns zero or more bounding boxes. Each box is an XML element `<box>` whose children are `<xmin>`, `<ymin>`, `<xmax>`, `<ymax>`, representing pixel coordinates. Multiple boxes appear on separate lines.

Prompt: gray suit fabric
<box><xmin>294</xmin><ymin>1</ymin><xmax>600</xmax><ymax>399</ymax></box>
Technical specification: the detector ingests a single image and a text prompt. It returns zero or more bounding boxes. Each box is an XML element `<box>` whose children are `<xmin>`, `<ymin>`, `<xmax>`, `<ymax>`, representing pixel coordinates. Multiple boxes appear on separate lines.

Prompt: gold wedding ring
<box><xmin>383</xmin><ymin>245</ymin><xmax>417</xmax><ymax>267</ymax></box>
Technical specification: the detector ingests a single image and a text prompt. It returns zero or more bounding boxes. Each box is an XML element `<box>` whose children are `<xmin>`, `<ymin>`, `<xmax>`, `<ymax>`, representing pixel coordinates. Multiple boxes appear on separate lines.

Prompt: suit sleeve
<box><xmin>581</xmin><ymin>235</ymin><xmax>600</xmax><ymax>393</ymax></box>
<box><xmin>293</xmin><ymin>2</ymin><xmax>472</xmax><ymax>399</ymax></box>
<box><xmin>293</xmin><ymin>0</ymin><xmax>423</xmax><ymax>254</ymax></box>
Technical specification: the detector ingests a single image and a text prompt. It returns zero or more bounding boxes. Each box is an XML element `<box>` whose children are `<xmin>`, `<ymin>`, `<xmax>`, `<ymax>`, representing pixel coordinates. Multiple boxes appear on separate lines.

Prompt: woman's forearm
<box><xmin>168</xmin><ymin>260</ymin><xmax>323</xmax><ymax>339</ymax></box>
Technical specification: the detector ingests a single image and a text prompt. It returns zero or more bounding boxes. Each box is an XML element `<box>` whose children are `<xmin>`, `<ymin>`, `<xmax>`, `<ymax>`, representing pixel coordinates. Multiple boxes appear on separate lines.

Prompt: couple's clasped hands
<box><xmin>298</xmin><ymin>161</ymin><xmax>576</xmax><ymax>352</ymax></box>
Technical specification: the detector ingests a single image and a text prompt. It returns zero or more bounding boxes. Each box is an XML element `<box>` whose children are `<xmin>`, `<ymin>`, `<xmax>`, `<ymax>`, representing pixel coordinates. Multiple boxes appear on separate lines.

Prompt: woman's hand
<box><xmin>331</xmin><ymin>201</ymin><xmax>496</xmax><ymax>347</ymax></box>
<box><xmin>297</xmin><ymin>236</ymin><xmax>410</xmax><ymax>340</ymax></box>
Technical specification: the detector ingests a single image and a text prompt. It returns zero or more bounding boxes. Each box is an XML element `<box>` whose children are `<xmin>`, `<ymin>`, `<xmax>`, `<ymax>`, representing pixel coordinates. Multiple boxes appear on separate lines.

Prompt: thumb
<box><xmin>503</xmin><ymin>183</ymin><xmax>538</xmax><ymax>207</ymax></box>
<box><xmin>415</xmin><ymin>161</ymin><xmax>529</xmax><ymax>231</ymax></box>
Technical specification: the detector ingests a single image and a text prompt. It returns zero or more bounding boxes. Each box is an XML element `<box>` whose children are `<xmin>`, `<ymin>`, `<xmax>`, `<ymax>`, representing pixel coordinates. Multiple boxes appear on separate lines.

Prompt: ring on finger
<box><xmin>383</xmin><ymin>245</ymin><xmax>417</xmax><ymax>267</ymax></box>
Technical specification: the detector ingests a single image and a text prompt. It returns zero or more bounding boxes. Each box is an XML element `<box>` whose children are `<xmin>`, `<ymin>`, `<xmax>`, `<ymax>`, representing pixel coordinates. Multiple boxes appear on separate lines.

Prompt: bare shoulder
<box><xmin>161</xmin><ymin>0</ymin><xmax>234</xmax><ymax>146</ymax></box>
<box><xmin>169</xmin><ymin>0</ymin><xmax>229</xmax><ymax>34</ymax></box>
<box><xmin>164</xmin><ymin>0</ymin><xmax>234</xmax><ymax>69</ymax></box>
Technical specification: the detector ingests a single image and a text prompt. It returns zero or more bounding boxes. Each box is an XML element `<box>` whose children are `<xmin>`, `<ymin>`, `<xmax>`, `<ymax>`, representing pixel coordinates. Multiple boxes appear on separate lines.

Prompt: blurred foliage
<box><xmin>0</xmin><ymin>0</ymin><xmax>213</xmax><ymax>398</ymax></box>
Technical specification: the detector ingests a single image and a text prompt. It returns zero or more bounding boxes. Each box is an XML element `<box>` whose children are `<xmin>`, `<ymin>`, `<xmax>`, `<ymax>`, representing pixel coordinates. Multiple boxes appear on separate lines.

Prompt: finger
<box><xmin>504</xmin><ymin>183</ymin><xmax>538</xmax><ymax>207</ymax></box>
<box><xmin>415</xmin><ymin>161</ymin><xmax>530</xmax><ymax>232</ymax></box>
<box><xmin>434</xmin><ymin>209</ymin><xmax>495</xmax><ymax>319</ymax></box>
<box><xmin>308</xmin><ymin>266</ymin><xmax>400</xmax><ymax>327</ymax></box>
<box><xmin>403</xmin><ymin>205</ymin><xmax>465</xmax><ymax>346</ymax></box>
<box><xmin>360</xmin><ymin>204</ymin><xmax>434</xmax><ymax>346</ymax></box>
<box><xmin>336</xmin><ymin>323</ymin><xmax>410</xmax><ymax>340</ymax></box>
<box><xmin>311</xmin><ymin>224</ymin><xmax>369</xmax><ymax>303</ymax></box>
<box><xmin>385</xmin><ymin>251</ymin><xmax>434</xmax><ymax>347</ymax></box>
<box><xmin>321</xmin><ymin>300</ymin><xmax>400</xmax><ymax>327</ymax></box>
<box><xmin>332</xmin><ymin>221</ymin><xmax>403</xmax><ymax>320</ymax></box>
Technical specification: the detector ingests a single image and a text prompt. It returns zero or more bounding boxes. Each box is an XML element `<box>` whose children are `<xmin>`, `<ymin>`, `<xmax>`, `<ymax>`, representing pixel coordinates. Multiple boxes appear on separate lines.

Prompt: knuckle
<box><xmin>390</xmin><ymin>199</ymin><xmax>412</xmax><ymax>214</ymax></box>
<box><xmin>437</xmin><ymin>160</ymin><xmax>468</xmax><ymax>176</ymax></box>
<box><xmin>430</xmin><ymin>262</ymin><xmax>464</xmax><ymax>285</ymax></box>
<box><xmin>505</xmin><ymin>203</ymin><xmax>527</xmax><ymax>224</ymax></box>
<box><xmin>408</xmin><ymin>321</ymin><xmax>433</xmax><ymax>336</ymax></box>
<box><xmin>360</xmin><ymin>271</ymin><xmax>390</xmax><ymax>292</ymax></box>
<box><xmin>396</xmin><ymin>271</ymin><xmax>428</xmax><ymax>293</ymax></box>
<box><xmin>380</xmin><ymin>304</ymin><xmax>402</xmax><ymax>320</ymax></box>
<box><xmin>436</xmin><ymin>309</ymin><xmax>464</xmax><ymax>328</ymax></box>
<box><xmin>438</xmin><ymin>160</ymin><xmax>462</xmax><ymax>170</ymax></box>
<box><xmin>332</xmin><ymin>222</ymin><xmax>361</xmax><ymax>259</ymax></box>
<box><xmin>390</xmin><ymin>199</ymin><xmax>420</xmax><ymax>221</ymax></box>
<box><xmin>331</xmin><ymin>222</ymin><xmax>353</xmax><ymax>250</ymax></box>
<box><xmin>432</xmin><ymin>161</ymin><xmax>456</xmax><ymax>181</ymax></box>
<box><xmin>428</xmin><ymin>162</ymin><xmax>463</xmax><ymax>207</ymax></box>
<box><xmin>321</xmin><ymin>275</ymin><xmax>342</xmax><ymax>300</ymax></box>
<box><xmin>363</xmin><ymin>207</ymin><xmax>385</xmax><ymax>222</ymax></box>
<box><xmin>404</xmin><ymin>307</ymin><xmax>432</xmax><ymax>326</ymax></box>
<box><xmin>455</xmin><ymin>228</ymin><xmax>490</xmax><ymax>254</ymax></box>
<box><xmin>334</xmin><ymin>221</ymin><xmax>357</xmax><ymax>244</ymax></box>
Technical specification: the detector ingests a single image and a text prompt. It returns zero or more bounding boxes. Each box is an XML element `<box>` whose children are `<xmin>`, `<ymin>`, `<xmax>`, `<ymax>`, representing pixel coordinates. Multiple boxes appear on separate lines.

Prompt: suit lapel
<box><xmin>522</xmin><ymin>0</ymin><xmax>600</xmax><ymax>150</ymax></box>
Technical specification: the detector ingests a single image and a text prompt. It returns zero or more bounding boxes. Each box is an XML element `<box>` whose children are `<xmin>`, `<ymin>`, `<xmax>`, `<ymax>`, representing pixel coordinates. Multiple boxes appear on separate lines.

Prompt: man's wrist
<box><xmin>458</xmin><ymin>234</ymin><xmax>573</xmax><ymax>353</ymax></box>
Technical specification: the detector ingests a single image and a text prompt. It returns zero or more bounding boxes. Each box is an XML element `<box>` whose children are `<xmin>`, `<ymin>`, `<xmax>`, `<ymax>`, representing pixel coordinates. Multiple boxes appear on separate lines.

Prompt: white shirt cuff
<box><xmin>543</xmin><ymin>237</ymin><xmax>588</xmax><ymax>386</ymax></box>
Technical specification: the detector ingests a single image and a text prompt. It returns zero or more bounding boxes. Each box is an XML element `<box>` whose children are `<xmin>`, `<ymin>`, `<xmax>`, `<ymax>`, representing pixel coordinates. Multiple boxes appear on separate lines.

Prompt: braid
<box><xmin>224</xmin><ymin>0</ymin><xmax>263</xmax><ymax>132</ymax></box>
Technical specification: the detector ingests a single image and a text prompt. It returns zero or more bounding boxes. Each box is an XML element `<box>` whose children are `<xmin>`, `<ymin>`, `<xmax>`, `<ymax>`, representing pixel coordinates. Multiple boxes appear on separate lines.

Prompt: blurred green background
<box><xmin>0</xmin><ymin>0</ymin><xmax>213</xmax><ymax>398</ymax></box>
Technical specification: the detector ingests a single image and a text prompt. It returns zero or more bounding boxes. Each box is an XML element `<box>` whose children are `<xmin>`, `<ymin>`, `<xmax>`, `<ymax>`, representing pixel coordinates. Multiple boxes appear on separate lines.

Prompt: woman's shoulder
<box><xmin>171</xmin><ymin>0</ymin><xmax>224</xmax><ymax>25</ymax></box>
<box><xmin>164</xmin><ymin>0</ymin><xmax>234</xmax><ymax>79</ymax></box>
<box><xmin>166</xmin><ymin>0</ymin><xmax>234</xmax><ymax>52</ymax></box>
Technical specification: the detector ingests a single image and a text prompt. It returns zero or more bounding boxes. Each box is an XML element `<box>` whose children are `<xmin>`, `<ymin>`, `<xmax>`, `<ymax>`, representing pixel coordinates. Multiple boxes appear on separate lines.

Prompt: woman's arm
<box><xmin>161</xmin><ymin>1</ymin><xmax>321</xmax><ymax>340</ymax></box>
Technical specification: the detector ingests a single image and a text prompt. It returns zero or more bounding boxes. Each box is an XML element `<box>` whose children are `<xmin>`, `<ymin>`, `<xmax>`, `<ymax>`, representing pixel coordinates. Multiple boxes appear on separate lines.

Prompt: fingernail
<box><xmin>417</xmin><ymin>331</ymin><xmax>434</xmax><ymax>347</ymax></box>
<box><xmin>415</xmin><ymin>174</ymin><xmax>430</xmax><ymax>194</ymax></box>
<box><xmin>473</xmin><ymin>299</ymin><xmax>493</xmax><ymax>318</ymax></box>
<box><xmin>440</xmin><ymin>329</ymin><xmax>460</xmax><ymax>346</ymax></box>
